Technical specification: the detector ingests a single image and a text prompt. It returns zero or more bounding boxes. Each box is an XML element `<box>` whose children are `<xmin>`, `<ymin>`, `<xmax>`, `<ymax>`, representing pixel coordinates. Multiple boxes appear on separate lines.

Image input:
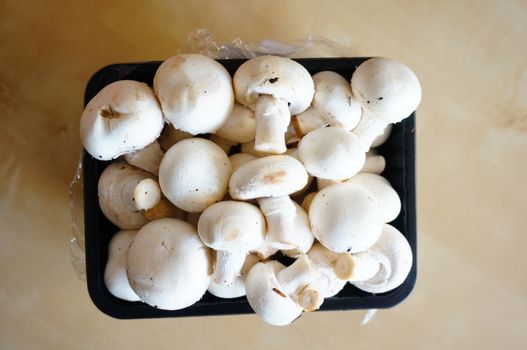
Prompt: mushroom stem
<box><xmin>99</xmin><ymin>105</ymin><xmax>120</xmax><ymax>119</ymax></box>
<box><xmin>276</xmin><ymin>255</ymin><xmax>319</xmax><ymax>296</ymax></box>
<box><xmin>296</xmin><ymin>288</ymin><xmax>323</xmax><ymax>312</ymax></box>
<box><xmin>361</xmin><ymin>152</ymin><xmax>386</xmax><ymax>174</ymax></box>
<box><xmin>254</xmin><ymin>95</ymin><xmax>290</xmax><ymax>154</ymax></box>
<box><xmin>353</xmin><ymin>116</ymin><xmax>388</xmax><ymax>152</ymax></box>
<box><xmin>133</xmin><ymin>178</ymin><xmax>161</xmax><ymax>211</ymax></box>
<box><xmin>291</xmin><ymin>108</ymin><xmax>327</xmax><ymax>138</ymax></box>
<box><xmin>212</xmin><ymin>250</ymin><xmax>247</xmax><ymax>286</ymax></box>
<box><xmin>258</xmin><ymin>196</ymin><xmax>297</xmax><ymax>250</ymax></box>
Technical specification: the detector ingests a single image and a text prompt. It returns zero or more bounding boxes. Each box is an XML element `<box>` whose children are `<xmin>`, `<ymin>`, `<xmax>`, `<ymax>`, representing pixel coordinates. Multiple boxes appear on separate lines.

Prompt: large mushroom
<box><xmin>104</xmin><ymin>230</ymin><xmax>140</xmax><ymax>301</ymax></box>
<box><xmin>197</xmin><ymin>201</ymin><xmax>266</xmax><ymax>286</ymax></box>
<box><xmin>154</xmin><ymin>54</ymin><xmax>234</xmax><ymax>135</ymax></box>
<box><xmin>159</xmin><ymin>138</ymin><xmax>232</xmax><ymax>213</ymax></box>
<box><xmin>126</xmin><ymin>218</ymin><xmax>211</xmax><ymax>310</ymax></box>
<box><xmin>98</xmin><ymin>162</ymin><xmax>161</xmax><ymax>229</ymax></box>
<box><xmin>351</xmin><ymin>57</ymin><xmax>421</xmax><ymax>150</ymax></box>
<box><xmin>350</xmin><ymin>224</ymin><xmax>413</xmax><ymax>293</ymax></box>
<box><xmin>309</xmin><ymin>182</ymin><xmax>384</xmax><ymax>253</ymax></box>
<box><xmin>233</xmin><ymin>55</ymin><xmax>314</xmax><ymax>154</ymax></box>
<box><xmin>80</xmin><ymin>80</ymin><xmax>164</xmax><ymax>160</ymax></box>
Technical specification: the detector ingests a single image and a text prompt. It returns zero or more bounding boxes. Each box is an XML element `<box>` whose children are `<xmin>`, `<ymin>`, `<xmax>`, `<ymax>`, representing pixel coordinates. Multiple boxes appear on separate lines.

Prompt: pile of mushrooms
<box><xmin>82</xmin><ymin>54</ymin><xmax>420</xmax><ymax>326</ymax></box>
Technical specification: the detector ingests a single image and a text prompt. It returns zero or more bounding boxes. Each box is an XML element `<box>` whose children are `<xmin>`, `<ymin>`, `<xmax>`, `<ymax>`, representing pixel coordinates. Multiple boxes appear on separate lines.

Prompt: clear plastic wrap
<box><xmin>69</xmin><ymin>28</ymin><xmax>376</xmax><ymax>323</ymax></box>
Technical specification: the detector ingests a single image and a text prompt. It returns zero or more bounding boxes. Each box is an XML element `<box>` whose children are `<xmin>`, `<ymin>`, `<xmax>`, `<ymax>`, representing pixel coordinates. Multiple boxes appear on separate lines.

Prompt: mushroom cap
<box><xmin>233</xmin><ymin>55</ymin><xmax>314</xmax><ymax>115</ymax></box>
<box><xmin>197</xmin><ymin>201</ymin><xmax>266</xmax><ymax>251</ymax></box>
<box><xmin>298</xmin><ymin>127</ymin><xmax>366</xmax><ymax>180</ymax></box>
<box><xmin>207</xmin><ymin>253</ymin><xmax>260</xmax><ymax>299</ymax></box>
<box><xmin>153</xmin><ymin>54</ymin><xmax>234</xmax><ymax>134</ymax></box>
<box><xmin>103</xmin><ymin>230</ymin><xmax>140</xmax><ymax>301</ymax></box>
<box><xmin>229</xmin><ymin>155</ymin><xmax>308</xmax><ymax>200</ymax></box>
<box><xmin>311</xmin><ymin>71</ymin><xmax>361</xmax><ymax>130</ymax></box>
<box><xmin>351</xmin><ymin>57</ymin><xmax>421</xmax><ymax>123</ymax></box>
<box><xmin>80</xmin><ymin>80</ymin><xmax>164</xmax><ymax>160</ymax></box>
<box><xmin>215</xmin><ymin>103</ymin><xmax>256</xmax><ymax>143</ymax></box>
<box><xmin>245</xmin><ymin>261</ymin><xmax>303</xmax><ymax>326</ymax></box>
<box><xmin>347</xmin><ymin>173</ymin><xmax>401</xmax><ymax>222</ymax></box>
<box><xmin>159</xmin><ymin>138</ymin><xmax>232</xmax><ymax>212</ymax></box>
<box><xmin>309</xmin><ymin>183</ymin><xmax>383</xmax><ymax>253</ymax></box>
<box><xmin>126</xmin><ymin>218</ymin><xmax>211</xmax><ymax>310</ymax></box>
<box><xmin>351</xmin><ymin>224</ymin><xmax>413</xmax><ymax>294</ymax></box>
<box><xmin>98</xmin><ymin>162</ymin><xmax>154</xmax><ymax>229</ymax></box>
<box><xmin>229</xmin><ymin>153</ymin><xmax>258</xmax><ymax>173</ymax></box>
<box><xmin>282</xmin><ymin>203</ymin><xmax>315</xmax><ymax>258</ymax></box>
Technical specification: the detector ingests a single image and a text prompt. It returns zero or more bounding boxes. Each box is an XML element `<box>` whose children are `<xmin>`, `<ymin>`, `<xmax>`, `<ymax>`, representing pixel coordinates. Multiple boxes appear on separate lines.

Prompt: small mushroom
<box><xmin>104</xmin><ymin>230</ymin><xmax>140</xmax><ymax>301</ymax></box>
<box><xmin>215</xmin><ymin>103</ymin><xmax>256</xmax><ymax>143</ymax></box>
<box><xmin>351</xmin><ymin>58</ymin><xmax>421</xmax><ymax>150</ymax></box>
<box><xmin>80</xmin><ymin>80</ymin><xmax>164</xmax><ymax>160</ymax></box>
<box><xmin>207</xmin><ymin>253</ymin><xmax>261</xmax><ymax>299</ymax></box>
<box><xmin>310</xmin><ymin>71</ymin><xmax>362</xmax><ymax>130</ymax></box>
<box><xmin>245</xmin><ymin>255</ymin><xmax>320</xmax><ymax>326</ymax></box>
<box><xmin>197</xmin><ymin>201</ymin><xmax>266</xmax><ymax>286</ymax></box>
<box><xmin>298</xmin><ymin>127</ymin><xmax>365</xmax><ymax>180</ymax></box>
<box><xmin>157</xmin><ymin>126</ymin><xmax>193</xmax><ymax>151</ymax></box>
<box><xmin>124</xmin><ymin>141</ymin><xmax>164</xmax><ymax>176</ymax></box>
<box><xmin>351</xmin><ymin>224</ymin><xmax>413</xmax><ymax>293</ymax></box>
<box><xmin>233</xmin><ymin>55</ymin><xmax>314</xmax><ymax>154</ymax></box>
<box><xmin>361</xmin><ymin>150</ymin><xmax>386</xmax><ymax>174</ymax></box>
<box><xmin>98</xmin><ymin>162</ymin><xmax>158</xmax><ymax>229</ymax></box>
<box><xmin>154</xmin><ymin>54</ymin><xmax>234</xmax><ymax>135</ymax></box>
<box><xmin>347</xmin><ymin>173</ymin><xmax>401</xmax><ymax>222</ymax></box>
<box><xmin>229</xmin><ymin>155</ymin><xmax>308</xmax><ymax>200</ymax></box>
<box><xmin>159</xmin><ymin>138</ymin><xmax>232</xmax><ymax>212</ymax></box>
<box><xmin>229</xmin><ymin>153</ymin><xmax>258</xmax><ymax>173</ymax></box>
<box><xmin>126</xmin><ymin>218</ymin><xmax>211</xmax><ymax>310</ymax></box>
<box><xmin>309</xmin><ymin>182</ymin><xmax>383</xmax><ymax>253</ymax></box>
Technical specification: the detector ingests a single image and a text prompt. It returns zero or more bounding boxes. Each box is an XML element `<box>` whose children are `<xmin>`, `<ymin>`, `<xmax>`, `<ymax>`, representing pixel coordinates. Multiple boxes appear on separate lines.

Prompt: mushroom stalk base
<box><xmin>254</xmin><ymin>95</ymin><xmax>290</xmax><ymax>154</ymax></box>
<box><xmin>276</xmin><ymin>255</ymin><xmax>319</xmax><ymax>297</ymax></box>
<box><xmin>212</xmin><ymin>250</ymin><xmax>247</xmax><ymax>287</ymax></box>
<box><xmin>353</xmin><ymin>116</ymin><xmax>388</xmax><ymax>152</ymax></box>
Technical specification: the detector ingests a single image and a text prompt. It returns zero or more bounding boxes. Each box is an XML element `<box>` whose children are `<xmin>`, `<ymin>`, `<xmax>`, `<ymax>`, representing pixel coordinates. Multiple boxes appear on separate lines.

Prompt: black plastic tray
<box><xmin>83</xmin><ymin>58</ymin><xmax>417</xmax><ymax>319</ymax></box>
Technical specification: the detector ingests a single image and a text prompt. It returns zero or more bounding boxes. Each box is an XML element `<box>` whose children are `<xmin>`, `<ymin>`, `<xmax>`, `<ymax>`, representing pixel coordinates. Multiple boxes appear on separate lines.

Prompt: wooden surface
<box><xmin>1</xmin><ymin>0</ymin><xmax>526</xmax><ymax>349</ymax></box>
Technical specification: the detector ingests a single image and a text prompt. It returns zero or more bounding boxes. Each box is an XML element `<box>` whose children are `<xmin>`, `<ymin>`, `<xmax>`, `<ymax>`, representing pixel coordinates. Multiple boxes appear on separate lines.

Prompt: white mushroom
<box><xmin>310</xmin><ymin>71</ymin><xmax>362</xmax><ymax>130</ymax></box>
<box><xmin>98</xmin><ymin>162</ymin><xmax>158</xmax><ymax>229</ymax></box>
<box><xmin>159</xmin><ymin>138</ymin><xmax>232</xmax><ymax>212</ymax></box>
<box><xmin>197</xmin><ymin>201</ymin><xmax>266</xmax><ymax>286</ymax></box>
<box><xmin>126</xmin><ymin>218</ymin><xmax>211</xmax><ymax>310</ymax></box>
<box><xmin>351</xmin><ymin>224</ymin><xmax>413</xmax><ymax>293</ymax></box>
<box><xmin>351</xmin><ymin>58</ymin><xmax>421</xmax><ymax>150</ymax></box>
<box><xmin>371</xmin><ymin>124</ymin><xmax>392</xmax><ymax>148</ymax></box>
<box><xmin>347</xmin><ymin>173</ymin><xmax>401</xmax><ymax>222</ymax></box>
<box><xmin>80</xmin><ymin>80</ymin><xmax>164</xmax><ymax>160</ymax></box>
<box><xmin>229</xmin><ymin>153</ymin><xmax>257</xmax><ymax>173</ymax></box>
<box><xmin>361</xmin><ymin>150</ymin><xmax>386</xmax><ymax>174</ymax></box>
<box><xmin>157</xmin><ymin>126</ymin><xmax>193</xmax><ymax>151</ymax></box>
<box><xmin>309</xmin><ymin>182</ymin><xmax>383</xmax><ymax>253</ymax></box>
<box><xmin>245</xmin><ymin>255</ymin><xmax>321</xmax><ymax>326</ymax></box>
<box><xmin>233</xmin><ymin>55</ymin><xmax>314</xmax><ymax>154</ymax></box>
<box><xmin>282</xmin><ymin>203</ymin><xmax>315</xmax><ymax>258</ymax></box>
<box><xmin>207</xmin><ymin>253</ymin><xmax>260</xmax><ymax>299</ymax></box>
<box><xmin>154</xmin><ymin>54</ymin><xmax>234</xmax><ymax>135</ymax></box>
<box><xmin>229</xmin><ymin>155</ymin><xmax>308</xmax><ymax>200</ymax></box>
<box><xmin>104</xmin><ymin>230</ymin><xmax>140</xmax><ymax>301</ymax></box>
<box><xmin>291</xmin><ymin>108</ymin><xmax>327</xmax><ymax>138</ymax></box>
<box><xmin>298</xmin><ymin>127</ymin><xmax>365</xmax><ymax>180</ymax></box>
<box><xmin>215</xmin><ymin>103</ymin><xmax>256</xmax><ymax>143</ymax></box>
<box><xmin>124</xmin><ymin>141</ymin><xmax>164</xmax><ymax>175</ymax></box>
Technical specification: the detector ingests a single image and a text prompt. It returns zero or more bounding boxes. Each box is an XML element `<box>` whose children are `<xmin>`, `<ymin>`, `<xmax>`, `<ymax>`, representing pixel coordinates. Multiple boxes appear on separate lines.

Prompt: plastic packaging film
<box><xmin>69</xmin><ymin>29</ymin><xmax>377</xmax><ymax>324</ymax></box>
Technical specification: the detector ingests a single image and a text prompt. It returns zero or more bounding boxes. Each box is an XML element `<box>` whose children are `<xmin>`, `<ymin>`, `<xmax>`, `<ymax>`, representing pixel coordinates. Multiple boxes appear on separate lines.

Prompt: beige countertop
<box><xmin>1</xmin><ymin>0</ymin><xmax>526</xmax><ymax>349</ymax></box>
